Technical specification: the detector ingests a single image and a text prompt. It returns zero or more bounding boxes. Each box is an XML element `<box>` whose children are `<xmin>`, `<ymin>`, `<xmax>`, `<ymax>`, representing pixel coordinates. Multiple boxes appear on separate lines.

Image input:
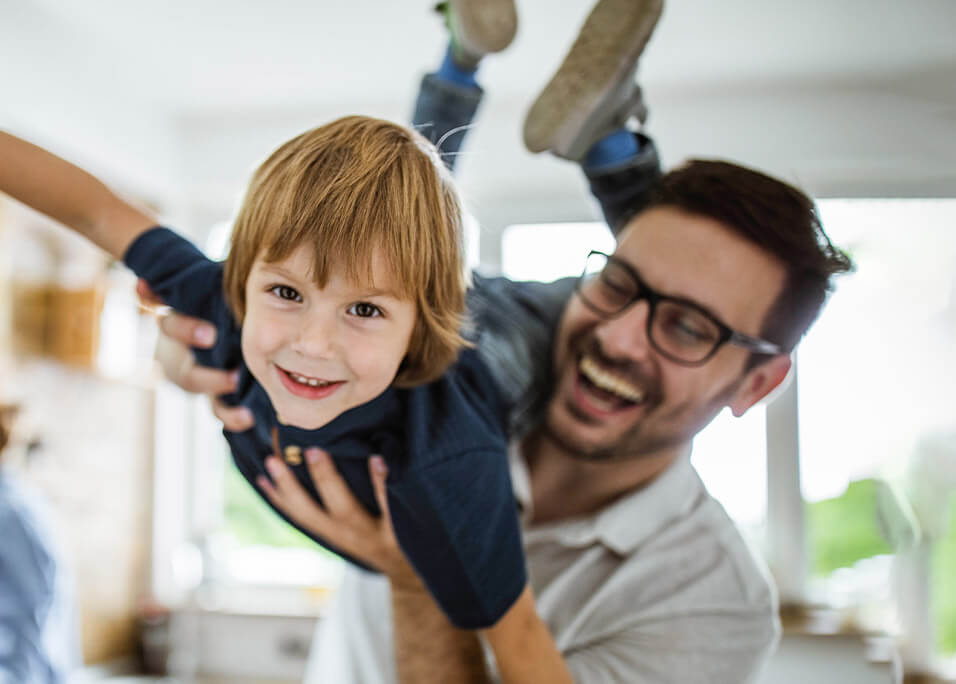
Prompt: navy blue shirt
<box><xmin>125</xmin><ymin>227</ymin><xmax>526</xmax><ymax>629</ymax></box>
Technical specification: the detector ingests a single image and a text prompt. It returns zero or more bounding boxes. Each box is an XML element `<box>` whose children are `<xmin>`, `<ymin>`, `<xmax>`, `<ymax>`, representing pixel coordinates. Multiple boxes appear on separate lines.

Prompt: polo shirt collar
<box><xmin>510</xmin><ymin>443</ymin><xmax>705</xmax><ymax>556</ymax></box>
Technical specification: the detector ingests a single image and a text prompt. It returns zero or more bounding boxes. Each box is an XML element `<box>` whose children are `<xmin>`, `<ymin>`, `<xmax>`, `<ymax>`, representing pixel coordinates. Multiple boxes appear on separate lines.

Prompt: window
<box><xmin>800</xmin><ymin>199</ymin><xmax>956</xmax><ymax>657</ymax></box>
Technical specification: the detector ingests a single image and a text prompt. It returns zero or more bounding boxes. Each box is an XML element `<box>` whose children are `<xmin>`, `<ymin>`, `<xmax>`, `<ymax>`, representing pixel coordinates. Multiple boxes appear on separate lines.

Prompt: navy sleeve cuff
<box><xmin>122</xmin><ymin>226</ymin><xmax>242</xmax><ymax>372</ymax></box>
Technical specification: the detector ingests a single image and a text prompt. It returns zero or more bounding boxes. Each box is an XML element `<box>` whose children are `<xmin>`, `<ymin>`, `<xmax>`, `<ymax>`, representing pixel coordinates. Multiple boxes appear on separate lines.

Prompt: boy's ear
<box><xmin>728</xmin><ymin>354</ymin><xmax>792</xmax><ymax>418</ymax></box>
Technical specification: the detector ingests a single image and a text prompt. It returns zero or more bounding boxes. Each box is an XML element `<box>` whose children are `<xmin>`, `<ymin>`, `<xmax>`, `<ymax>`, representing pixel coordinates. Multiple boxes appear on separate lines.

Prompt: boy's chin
<box><xmin>274</xmin><ymin>409</ymin><xmax>343</xmax><ymax>431</ymax></box>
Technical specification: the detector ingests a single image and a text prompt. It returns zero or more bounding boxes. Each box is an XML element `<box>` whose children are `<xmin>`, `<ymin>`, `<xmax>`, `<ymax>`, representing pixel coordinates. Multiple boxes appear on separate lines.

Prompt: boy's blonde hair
<box><xmin>223</xmin><ymin>115</ymin><xmax>468</xmax><ymax>388</ymax></box>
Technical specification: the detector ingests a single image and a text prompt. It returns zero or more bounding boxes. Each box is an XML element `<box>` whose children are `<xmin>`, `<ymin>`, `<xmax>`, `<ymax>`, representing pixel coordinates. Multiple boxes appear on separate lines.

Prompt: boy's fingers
<box><xmin>210</xmin><ymin>398</ymin><xmax>253</xmax><ymax>432</ymax></box>
<box><xmin>159</xmin><ymin>310</ymin><xmax>217</xmax><ymax>348</ymax></box>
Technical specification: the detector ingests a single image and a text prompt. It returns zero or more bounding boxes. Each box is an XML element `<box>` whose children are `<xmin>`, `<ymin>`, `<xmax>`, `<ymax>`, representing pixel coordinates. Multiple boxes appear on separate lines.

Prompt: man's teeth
<box><xmin>579</xmin><ymin>356</ymin><xmax>645</xmax><ymax>403</ymax></box>
<box><xmin>290</xmin><ymin>372</ymin><xmax>331</xmax><ymax>387</ymax></box>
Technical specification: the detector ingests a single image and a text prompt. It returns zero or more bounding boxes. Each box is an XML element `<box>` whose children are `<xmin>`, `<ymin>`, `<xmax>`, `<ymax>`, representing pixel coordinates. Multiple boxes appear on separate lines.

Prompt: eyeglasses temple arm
<box><xmin>730</xmin><ymin>332</ymin><xmax>785</xmax><ymax>355</ymax></box>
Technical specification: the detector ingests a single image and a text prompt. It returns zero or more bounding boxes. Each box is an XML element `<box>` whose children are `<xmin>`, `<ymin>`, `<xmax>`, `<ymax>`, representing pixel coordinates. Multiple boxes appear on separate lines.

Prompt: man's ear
<box><xmin>728</xmin><ymin>354</ymin><xmax>793</xmax><ymax>418</ymax></box>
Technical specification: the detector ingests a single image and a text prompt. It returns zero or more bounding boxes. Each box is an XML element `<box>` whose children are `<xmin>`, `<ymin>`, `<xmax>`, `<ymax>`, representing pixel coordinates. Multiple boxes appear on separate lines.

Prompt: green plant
<box><xmin>807</xmin><ymin>478</ymin><xmax>892</xmax><ymax>576</ymax></box>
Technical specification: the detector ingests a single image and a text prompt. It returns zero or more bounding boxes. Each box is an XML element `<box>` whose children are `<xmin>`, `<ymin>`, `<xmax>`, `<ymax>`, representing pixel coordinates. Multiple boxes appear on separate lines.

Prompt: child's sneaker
<box><xmin>523</xmin><ymin>0</ymin><xmax>663</xmax><ymax>161</ymax></box>
<box><xmin>437</xmin><ymin>0</ymin><xmax>518</xmax><ymax>68</ymax></box>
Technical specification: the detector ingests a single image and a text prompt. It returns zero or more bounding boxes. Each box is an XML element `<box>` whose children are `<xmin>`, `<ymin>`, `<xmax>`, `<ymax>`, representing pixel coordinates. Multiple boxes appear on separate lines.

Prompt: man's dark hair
<box><xmin>643</xmin><ymin>159</ymin><xmax>853</xmax><ymax>365</ymax></box>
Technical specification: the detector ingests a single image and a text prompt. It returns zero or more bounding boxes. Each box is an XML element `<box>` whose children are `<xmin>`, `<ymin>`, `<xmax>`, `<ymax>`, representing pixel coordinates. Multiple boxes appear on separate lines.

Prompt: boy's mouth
<box><xmin>275</xmin><ymin>365</ymin><xmax>345</xmax><ymax>400</ymax></box>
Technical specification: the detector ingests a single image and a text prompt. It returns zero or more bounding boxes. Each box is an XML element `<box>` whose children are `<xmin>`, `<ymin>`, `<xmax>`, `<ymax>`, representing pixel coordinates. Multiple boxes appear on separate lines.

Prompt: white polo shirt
<box><xmin>306</xmin><ymin>448</ymin><xmax>780</xmax><ymax>684</ymax></box>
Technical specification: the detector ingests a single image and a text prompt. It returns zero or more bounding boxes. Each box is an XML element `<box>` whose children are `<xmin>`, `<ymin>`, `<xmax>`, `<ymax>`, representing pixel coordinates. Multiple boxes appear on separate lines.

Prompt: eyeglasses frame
<box><xmin>576</xmin><ymin>250</ymin><xmax>785</xmax><ymax>366</ymax></box>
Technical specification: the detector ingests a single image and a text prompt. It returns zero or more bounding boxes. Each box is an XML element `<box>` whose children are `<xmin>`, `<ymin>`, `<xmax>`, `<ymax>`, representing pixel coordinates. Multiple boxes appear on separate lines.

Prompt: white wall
<box><xmin>0</xmin><ymin>2</ymin><xmax>182</xmax><ymax>215</ymax></box>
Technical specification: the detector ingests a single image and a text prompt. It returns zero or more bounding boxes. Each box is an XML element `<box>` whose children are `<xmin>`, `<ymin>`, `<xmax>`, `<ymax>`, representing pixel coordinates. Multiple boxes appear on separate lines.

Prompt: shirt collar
<box><xmin>510</xmin><ymin>443</ymin><xmax>705</xmax><ymax>555</ymax></box>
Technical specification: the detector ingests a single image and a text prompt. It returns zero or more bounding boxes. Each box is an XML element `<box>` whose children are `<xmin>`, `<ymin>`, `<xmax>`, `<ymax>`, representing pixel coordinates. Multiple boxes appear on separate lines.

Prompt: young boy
<box><xmin>0</xmin><ymin>118</ymin><xmax>551</xmax><ymax>649</ymax></box>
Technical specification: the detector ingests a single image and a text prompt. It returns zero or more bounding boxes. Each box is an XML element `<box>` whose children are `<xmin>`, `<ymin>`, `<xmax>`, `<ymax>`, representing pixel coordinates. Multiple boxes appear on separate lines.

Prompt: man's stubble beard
<box><xmin>540</xmin><ymin>376</ymin><xmax>743</xmax><ymax>464</ymax></box>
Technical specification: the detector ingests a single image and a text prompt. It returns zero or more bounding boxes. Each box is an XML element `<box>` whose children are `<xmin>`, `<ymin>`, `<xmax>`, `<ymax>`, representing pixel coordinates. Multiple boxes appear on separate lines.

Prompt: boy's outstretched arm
<box><xmin>0</xmin><ymin>131</ymin><xmax>155</xmax><ymax>259</ymax></box>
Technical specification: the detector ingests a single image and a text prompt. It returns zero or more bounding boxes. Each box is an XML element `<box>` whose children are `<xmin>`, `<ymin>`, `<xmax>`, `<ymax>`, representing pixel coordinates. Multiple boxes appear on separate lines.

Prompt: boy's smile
<box><xmin>241</xmin><ymin>245</ymin><xmax>417</xmax><ymax>430</ymax></box>
<box><xmin>275</xmin><ymin>365</ymin><xmax>346</xmax><ymax>399</ymax></box>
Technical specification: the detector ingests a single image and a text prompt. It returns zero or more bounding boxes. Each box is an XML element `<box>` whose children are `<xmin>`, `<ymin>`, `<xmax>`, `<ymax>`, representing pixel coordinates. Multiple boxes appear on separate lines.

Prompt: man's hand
<box><xmin>255</xmin><ymin>433</ymin><xmax>571</xmax><ymax>684</ymax></box>
<box><xmin>255</xmin><ymin>431</ymin><xmax>419</xmax><ymax>589</ymax></box>
<box><xmin>138</xmin><ymin>279</ymin><xmax>254</xmax><ymax>432</ymax></box>
<box><xmin>253</xmin><ymin>441</ymin><xmax>495</xmax><ymax>683</ymax></box>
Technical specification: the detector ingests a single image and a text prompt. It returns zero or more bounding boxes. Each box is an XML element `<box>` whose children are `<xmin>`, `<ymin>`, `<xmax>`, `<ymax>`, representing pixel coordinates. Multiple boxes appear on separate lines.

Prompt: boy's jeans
<box><xmin>411</xmin><ymin>73</ymin><xmax>662</xmax><ymax>236</ymax></box>
<box><xmin>412</xmin><ymin>72</ymin><xmax>663</xmax><ymax>436</ymax></box>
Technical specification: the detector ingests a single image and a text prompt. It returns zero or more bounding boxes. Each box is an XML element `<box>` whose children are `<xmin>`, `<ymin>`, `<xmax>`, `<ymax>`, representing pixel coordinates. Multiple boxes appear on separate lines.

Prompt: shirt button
<box><xmin>284</xmin><ymin>445</ymin><xmax>303</xmax><ymax>466</ymax></box>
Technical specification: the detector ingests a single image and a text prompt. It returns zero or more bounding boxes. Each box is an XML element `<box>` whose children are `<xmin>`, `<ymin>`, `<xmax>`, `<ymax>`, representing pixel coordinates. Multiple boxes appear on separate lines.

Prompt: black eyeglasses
<box><xmin>576</xmin><ymin>251</ymin><xmax>784</xmax><ymax>366</ymax></box>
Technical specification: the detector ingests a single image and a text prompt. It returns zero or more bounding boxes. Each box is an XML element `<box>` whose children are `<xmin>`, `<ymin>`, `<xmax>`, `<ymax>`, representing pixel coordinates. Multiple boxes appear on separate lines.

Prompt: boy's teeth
<box><xmin>579</xmin><ymin>356</ymin><xmax>645</xmax><ymax>403</ymax></box>
<box><xmin>291</xmin><ymin>373</ymin><xmax>329</xmax><ymax>387</ymax></box>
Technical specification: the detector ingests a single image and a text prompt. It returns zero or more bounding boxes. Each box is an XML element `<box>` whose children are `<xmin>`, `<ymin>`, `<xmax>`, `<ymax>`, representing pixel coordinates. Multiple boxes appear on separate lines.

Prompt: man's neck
<box><xmin>521</xmin><ymin>430</ymin><xmax>686</xmax><ymax>525</ymax></box>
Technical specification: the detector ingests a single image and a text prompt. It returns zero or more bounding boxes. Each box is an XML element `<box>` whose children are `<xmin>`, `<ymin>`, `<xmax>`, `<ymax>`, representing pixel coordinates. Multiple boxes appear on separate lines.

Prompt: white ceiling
<box><xmin>10</xmin><ymin>0</ymin><xmax>956</xmax><ymax>115</ymax></box>
<box><xmin>3</xmin><ymin>0</ymin><xmax>956</xmax><ymax>233</ymax></box>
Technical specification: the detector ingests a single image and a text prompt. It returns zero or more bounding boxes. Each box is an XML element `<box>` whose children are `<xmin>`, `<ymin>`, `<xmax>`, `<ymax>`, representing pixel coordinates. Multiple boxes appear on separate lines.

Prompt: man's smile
<box><xmin>571</xmin><ymin>354</ymin><xmax>652</xmax><ymax>418</ymax></box>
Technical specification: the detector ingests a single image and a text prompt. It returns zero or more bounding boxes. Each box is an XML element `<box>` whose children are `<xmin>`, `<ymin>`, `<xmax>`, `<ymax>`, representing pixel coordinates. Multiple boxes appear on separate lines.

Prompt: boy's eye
<box><xmin>348</xmin><ymin>302</ymin><xmax>383</xmax><ymax>319</ymax></box>
<box><xmin>269</xmin><ymin>285</ymin><xmax>302</xmax><ymax>302</ymax></box>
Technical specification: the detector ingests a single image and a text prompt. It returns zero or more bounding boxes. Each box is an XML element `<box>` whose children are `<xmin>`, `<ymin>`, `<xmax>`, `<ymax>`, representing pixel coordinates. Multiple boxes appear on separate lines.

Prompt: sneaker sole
<box><xmin>523</xmin><ymin>0</ymin><xmax>663</xmax><ymax>159</ymax></box>
<box><xmin>450</xmin><ymin>0</ymin><xmax>518</xmax><ymax>55</ymax></box>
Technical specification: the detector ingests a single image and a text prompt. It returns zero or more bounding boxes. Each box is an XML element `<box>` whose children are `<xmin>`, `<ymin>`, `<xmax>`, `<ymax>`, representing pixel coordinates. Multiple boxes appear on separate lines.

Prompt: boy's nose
<box><xmin>291</xmin><ymin>315</ymin><xmax>338</xmax><ymax>359</ymax></box>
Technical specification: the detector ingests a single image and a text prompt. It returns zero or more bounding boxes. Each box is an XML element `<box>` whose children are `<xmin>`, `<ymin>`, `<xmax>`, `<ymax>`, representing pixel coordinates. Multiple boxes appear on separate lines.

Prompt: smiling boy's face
<box><xmin>241</xmin><ymin>244</ymin><xmax>417</xmax><ymax>430</ymax></box>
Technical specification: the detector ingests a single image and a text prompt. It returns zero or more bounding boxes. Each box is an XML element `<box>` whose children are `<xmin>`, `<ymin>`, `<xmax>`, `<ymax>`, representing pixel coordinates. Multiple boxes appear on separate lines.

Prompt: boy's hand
<box><xmin>256</xmin><ymin>431</ymin><xmax>420</xmax><ymax>590</ymax></box>
<box><xmin>138</xmin><ymin>279</ymin><xmax>254</xmax><ymax>432</ymax></box>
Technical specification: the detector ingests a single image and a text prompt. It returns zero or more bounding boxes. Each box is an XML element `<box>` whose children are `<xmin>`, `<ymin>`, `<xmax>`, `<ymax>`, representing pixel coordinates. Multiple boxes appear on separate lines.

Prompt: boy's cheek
<box><xmin>350</xmin><ymin>339</ymin><xmax>405</xmax><ymax>375</ymax></box>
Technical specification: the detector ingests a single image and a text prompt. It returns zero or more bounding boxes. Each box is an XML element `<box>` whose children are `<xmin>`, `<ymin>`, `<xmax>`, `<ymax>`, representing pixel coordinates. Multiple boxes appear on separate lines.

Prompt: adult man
<box><xmin>153</xmin><ymin>1</ymin><xmax>852</xmax><ymax>681</ymax></box>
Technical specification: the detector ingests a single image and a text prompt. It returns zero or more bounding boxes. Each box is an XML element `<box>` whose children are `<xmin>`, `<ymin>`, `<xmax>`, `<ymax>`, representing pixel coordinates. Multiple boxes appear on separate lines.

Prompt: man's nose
<box><xmin>593</xmin><ymin>300</ymin><xmax>654</xmax><ymax>362</ymax></box>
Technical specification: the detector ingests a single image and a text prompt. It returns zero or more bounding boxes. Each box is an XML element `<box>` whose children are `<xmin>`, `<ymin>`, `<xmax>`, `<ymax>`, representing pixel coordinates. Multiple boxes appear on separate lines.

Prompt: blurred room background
<box><xmin>1</xmin><ymin>1</ymin><xmax>955</xmax><ymax>681</ymax></box>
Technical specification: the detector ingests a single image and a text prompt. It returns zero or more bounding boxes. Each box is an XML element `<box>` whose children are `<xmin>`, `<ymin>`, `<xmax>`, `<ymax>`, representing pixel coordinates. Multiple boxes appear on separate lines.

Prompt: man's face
<box><xmin>545</xmin><ymin>206</ymin><xmax>789</xmax><ymax>461</ymax></box>
<box><xmin>241</xmin><ymin>244</ymin><xmax>417</xmax><ymax>430</ymax></box>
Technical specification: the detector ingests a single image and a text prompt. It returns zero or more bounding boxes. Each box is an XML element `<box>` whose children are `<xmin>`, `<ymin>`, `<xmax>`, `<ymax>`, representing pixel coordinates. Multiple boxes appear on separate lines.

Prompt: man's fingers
<box><xmin>158</xmin><ymin>310</ymin><xmax>217</xmax><ymax>348</ymax></box>
<box><xmin>210</xmin><ymin>397</ymin><xmax>254</xmax><ymax>432</ymax></box>
<box><xmin>258</xmin><ymin>460</ymin><xmax>313</xmax><ymax>515</ymax></box>
<box><xmin>179</xmin><ymin>364</ymin><xmax>238</xmax><ymax>396</ymax></box>
<box><xmin>260</xmin><ymin>454</ymin><xmax>336</xmax><ymax>539</ymax></box>
<box><xmin>264</xmin><ymin>457</ymin><xmax>300</xmax><ymax>496</ymax></box>
<box><xmin>256</xmin><ymin>474</ymin><xmax>280</xmax><ymax>504</ymax></box>
<box><xmin>136</xmin><ymin>279</ymin><xmax>164</xmax><ymax>307</ymax></box>
<box><xmin>369</xmin><ymin>456</ymin><xmax>391</xmax><ymax>527</ymax></box>
<box><xmin>306</xmin><ymin>448</ymin><xmax>363</xmax><ymax>519</ymax></box>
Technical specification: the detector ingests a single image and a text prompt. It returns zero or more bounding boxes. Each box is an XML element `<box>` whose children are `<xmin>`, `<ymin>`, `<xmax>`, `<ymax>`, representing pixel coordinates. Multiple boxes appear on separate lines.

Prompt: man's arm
<box><xmin>395</xmin><ymin>583</ymin><xmax>573</xmax><ymax>684</ymax></box>
<box><xmin>391</xmin><ymin>579</ymin><xmax>488</xmax><ymax>684</ymax></box>
<box><xmin>0</xmin><ymin>131</ymin><xmax>155</xmax><ymax>259</ymax></box>
<box><xmin>258</xmin><ymin>449</ymin><xmax>573</xmax><ymax>684</ymax></box>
